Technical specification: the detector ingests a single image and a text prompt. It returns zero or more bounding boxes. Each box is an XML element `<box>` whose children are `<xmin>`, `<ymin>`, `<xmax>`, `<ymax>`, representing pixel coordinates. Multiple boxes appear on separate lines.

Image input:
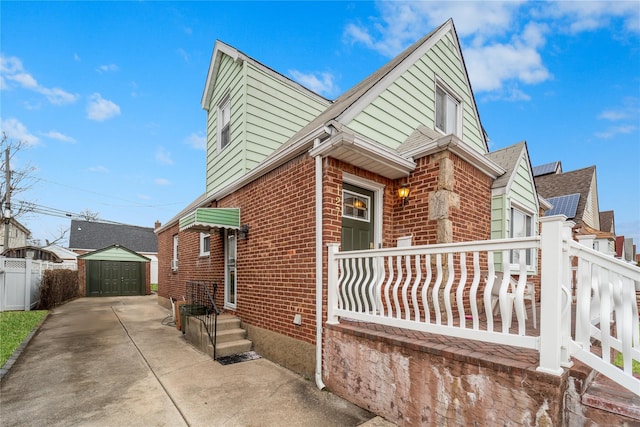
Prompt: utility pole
<box><xmin>4</xmin><ymin>147</ymin><xmax>11</xmax><ymax>251</ymax></box>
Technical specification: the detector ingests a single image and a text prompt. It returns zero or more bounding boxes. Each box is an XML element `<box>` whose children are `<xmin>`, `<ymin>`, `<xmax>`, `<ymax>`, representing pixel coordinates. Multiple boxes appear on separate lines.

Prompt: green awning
<box><xmin>179</xmin><ymin>208</ymin><xmax>240</xmax><ymax>232</ymax></box>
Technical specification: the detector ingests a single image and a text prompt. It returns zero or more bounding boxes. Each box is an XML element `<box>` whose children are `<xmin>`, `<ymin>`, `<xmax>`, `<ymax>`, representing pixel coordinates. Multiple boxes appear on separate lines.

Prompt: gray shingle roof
<box><xmin>599</xmin><ymin>210</ymin><xmax>615</xmax><ymax>234</ymax></box>
<box><xmin>68</xmin><ymin>220</ymin><xmax>158</xmax><ymax>253</ymax></box>
<box><xmin>485</xmin><ymin>141</ymin><xmax>526</xmax><ymax>190</ymax></box>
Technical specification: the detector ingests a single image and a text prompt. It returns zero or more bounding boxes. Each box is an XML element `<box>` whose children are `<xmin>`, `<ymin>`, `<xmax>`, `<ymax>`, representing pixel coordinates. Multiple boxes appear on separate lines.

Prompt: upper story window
<box><xmin>200</xmin><ymin>233</ymin><xmax>210</xmax><ymax>256</ymax></box>
<box><xmin>435</xmin><ymin>84</ymin><xmax>461</xmax><ymax>136</ymax></box>
<box><xmin>510</xmin><ymin>207</ymin><xmax>533</xmax><ymax>267</ymax></box>
<box><xmin>218</xmin><ymin>98</ymin><xmax>231</xmax><ymax>151</ymax></box>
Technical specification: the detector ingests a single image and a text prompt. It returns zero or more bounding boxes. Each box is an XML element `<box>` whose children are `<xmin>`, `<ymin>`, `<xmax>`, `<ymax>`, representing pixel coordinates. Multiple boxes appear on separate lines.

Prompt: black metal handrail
<box><xmin>185</xmin><ymin>280</ymin><xmax>221</xmax><ymax>359</ymax></box>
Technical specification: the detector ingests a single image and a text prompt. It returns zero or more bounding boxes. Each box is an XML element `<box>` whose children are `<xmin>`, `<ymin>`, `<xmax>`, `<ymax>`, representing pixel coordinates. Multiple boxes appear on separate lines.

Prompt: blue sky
<box><xmin>1</xmin><ymin>1</ymin><xmax>639</xmax><ymax>247</ymax></box>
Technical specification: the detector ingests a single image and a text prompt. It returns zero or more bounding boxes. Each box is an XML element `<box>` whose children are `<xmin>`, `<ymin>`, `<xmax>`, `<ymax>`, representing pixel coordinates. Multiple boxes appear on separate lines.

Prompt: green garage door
<box><xmin>86</xmin><ymin>260</ymin><xmax>145</xmax><ymax>296</ymax></box>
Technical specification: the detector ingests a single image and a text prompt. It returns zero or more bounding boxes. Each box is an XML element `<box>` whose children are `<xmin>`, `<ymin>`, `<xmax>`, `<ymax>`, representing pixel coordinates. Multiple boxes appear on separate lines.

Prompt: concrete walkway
<box><xmin>0</xmin><ymin>295</ymin><xmax>386</xmax><ymax>427</ymax></box>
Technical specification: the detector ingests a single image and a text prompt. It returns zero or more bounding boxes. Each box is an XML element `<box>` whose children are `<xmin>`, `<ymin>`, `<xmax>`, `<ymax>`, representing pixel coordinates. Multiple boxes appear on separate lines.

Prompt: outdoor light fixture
<box><xmin>239</xmin><ymin>224</ymin><xmax>250</xmax><ymax>240</ymax></box>
<box><xmin>398</xmin><ymin>183</ymin><xmax>410</xmax><ymax>206</ymax></box>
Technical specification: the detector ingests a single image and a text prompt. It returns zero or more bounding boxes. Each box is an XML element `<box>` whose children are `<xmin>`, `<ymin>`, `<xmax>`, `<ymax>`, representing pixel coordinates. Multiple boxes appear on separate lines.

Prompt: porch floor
<box><xmin>336</xmin><ymin>303</ymin><xmax>540</xmax><ymax>371</ymax></box>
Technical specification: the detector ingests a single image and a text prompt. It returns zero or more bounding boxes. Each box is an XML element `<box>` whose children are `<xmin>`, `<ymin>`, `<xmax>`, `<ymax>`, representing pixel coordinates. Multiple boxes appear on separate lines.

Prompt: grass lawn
<box><xmin>0</xmin><ymin>310</ymin><xmax>48</xmax><ymax>367</ymax></box>
<box><xmin>150</xmin><ymin>283</ymin><xmax>158</xmax><ymax>292</ymax></box>
<box><xmin>614</xmin><ymin>352</ymin><xmax>640</xmax><ymax>375</ymax></box>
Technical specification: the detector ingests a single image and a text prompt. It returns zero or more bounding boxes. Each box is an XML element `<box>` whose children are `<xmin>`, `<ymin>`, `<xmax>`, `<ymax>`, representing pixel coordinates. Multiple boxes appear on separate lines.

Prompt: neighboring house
<box><xmin>156</xmin><ymin>19</ymin><xmax>542</xmax><ymax>381</ymax></box>
<box><xmin>2</xmin><ymin>245</ymin><xmax>64</xmax><ymax>262</ymax></box>
<box><xmin>534</xmin><ymin>164</ymin><xmax>605</xmax><ymax>237</ymax></box>
<box><xmin>486</xmin><ymin>141</ymin><xmax>551</xmax><ymax>275</ymax></box>
<box><xmin>68</xmin><ymin>220</ymin><xmax>158</xmax><ymax>284</ymax></box>
<box><xmin>0</xmin><ymin>218</ymin><xmax>31</xmax><ymax>252</ymax></box>
<box><xmin>598</xmin><ymin>210</ymin><xmax>616</xmax><ymax>254</ymax></box>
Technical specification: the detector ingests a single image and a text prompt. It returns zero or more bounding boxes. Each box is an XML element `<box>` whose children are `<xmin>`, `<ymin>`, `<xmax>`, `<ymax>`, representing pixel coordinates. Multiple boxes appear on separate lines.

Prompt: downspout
<box><xmin>314</xmin><ymin>135</ymin><xmax>326</xmax><ymax>390</ymax></box>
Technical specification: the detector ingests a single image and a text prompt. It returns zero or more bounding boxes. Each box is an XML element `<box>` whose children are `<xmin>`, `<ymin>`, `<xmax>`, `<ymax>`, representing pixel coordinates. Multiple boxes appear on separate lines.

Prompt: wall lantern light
<box><xmin>398</xmin><ymin>183</ymin><xmax>410</xmax><ymax>206</ymax></box>
<box><xmin>239</xmin><ymin>224</ymin><xmax>250</xmax><ymax>240</ymax></box>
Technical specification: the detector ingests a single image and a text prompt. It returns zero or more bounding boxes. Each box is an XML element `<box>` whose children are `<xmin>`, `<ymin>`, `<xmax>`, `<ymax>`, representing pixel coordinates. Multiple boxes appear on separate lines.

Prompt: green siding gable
<box><xmin>205</xmin><ymin>53</ymin><xmax>328</xmax><ymax>194</ymax></box>
<box><xmin>346</xmin><ymin>30</ymin><xmax>485</xmax><ymax>154</ymax></box>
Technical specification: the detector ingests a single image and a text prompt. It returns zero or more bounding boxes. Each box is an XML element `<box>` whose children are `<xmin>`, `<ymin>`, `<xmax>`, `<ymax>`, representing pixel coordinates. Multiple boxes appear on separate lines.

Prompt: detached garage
<box><xmin>78</xmin><ymin>245</ymin><xmax>150</xmax><ymax>297</ymax></box>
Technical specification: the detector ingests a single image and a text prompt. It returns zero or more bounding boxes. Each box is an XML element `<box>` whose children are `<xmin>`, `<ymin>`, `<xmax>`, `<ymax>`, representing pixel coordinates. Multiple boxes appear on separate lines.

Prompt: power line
<box><xmin>15</xmin><ymin>200</ymin><xmax>130</xmax><ymax>225</ymax></box>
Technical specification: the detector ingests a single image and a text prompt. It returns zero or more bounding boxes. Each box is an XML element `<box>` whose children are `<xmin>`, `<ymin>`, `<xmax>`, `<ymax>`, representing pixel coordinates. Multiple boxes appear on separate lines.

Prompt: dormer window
<box><xmin>218</xmin><ymin>98</ymin><xmax>231</xmax><ymax>151</ymax></box>
<box><xmin>435</xmin><ymin>84</ymin><xmax>461</xmax><ymax>136</ymax></box>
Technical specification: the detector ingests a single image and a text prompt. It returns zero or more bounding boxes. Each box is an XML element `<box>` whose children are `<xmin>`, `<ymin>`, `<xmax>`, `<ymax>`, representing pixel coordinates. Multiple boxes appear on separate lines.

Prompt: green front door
<box><xmin>341</xmin><ymin>183</ymin><xmax>374</xmax><ymax>251</ymax></box>
<box><xmin>341</xmin><ymin>183</ymin><xmax>375</xmax><ymax>312</ymax></box>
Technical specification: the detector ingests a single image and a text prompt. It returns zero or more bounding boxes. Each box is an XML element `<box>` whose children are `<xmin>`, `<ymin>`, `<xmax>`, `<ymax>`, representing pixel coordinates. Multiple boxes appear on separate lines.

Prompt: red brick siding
<box><xmin>391</xmin><ymin>155</ymin><xmax>440</xmax><ymax>245</ymax></box>
<box><xmin>450</xmin><ymin>152</ymin><xmax>492</xmax><ymax>242</ymax></box>
<box><xmin>157</xmin><ymin>150</ymin><xmax>494</xmax><ymax>345</ymax></box>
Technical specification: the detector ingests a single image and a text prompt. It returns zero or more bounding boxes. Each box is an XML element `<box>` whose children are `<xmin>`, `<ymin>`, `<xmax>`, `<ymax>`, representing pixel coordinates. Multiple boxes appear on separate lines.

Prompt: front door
<box><xmin>341</xmin><ymin>183</ymin><xmax>375</xmax><ymax>312</ymax></box>
<box><xmin>341</xmin><ymin>183</ymin><xmax>374</xmax><ymax>251</ymax></box>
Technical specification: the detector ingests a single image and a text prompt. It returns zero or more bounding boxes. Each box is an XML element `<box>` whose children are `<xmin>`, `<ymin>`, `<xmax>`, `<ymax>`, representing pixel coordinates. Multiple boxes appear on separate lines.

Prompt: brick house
<box><xmin>157</xmin><ymin>17</ymin><xmax>544</xmax><ymax>375</ymax></box>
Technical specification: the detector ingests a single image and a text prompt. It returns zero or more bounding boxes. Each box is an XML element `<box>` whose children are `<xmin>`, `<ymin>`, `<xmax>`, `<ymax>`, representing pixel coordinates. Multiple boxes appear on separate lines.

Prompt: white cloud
<box><xmin>288</xmin><ymin>70</ymin><xmax>339</xmax><ymax>98</ymax></box>
<box><xmin>0</xmin><ymin>118</ymin><xmax>39</xmax><ymax>146</ymax></box>
<box><xmin>598</xmin><ymin>98</ymin><xmax>639</xmax><ymax>121</ymax></box>
<box><xmin>598</xmin><ymin>110</ymin><xmax>629</xmax><ymax>121</ymax></box>
<box><xmin>43</xmin><ymin>130</ymin><xmax>76</xmax><ymax>143</ymax></box>
<box><xmin>343</xmin><ymin>1</ymin><xmax>523</xmax><ymax>57</ymax></box>
<box><xmin>0</xmin><ymin>54</ymin><xmax>79</xmax><ymax>105</ymax></box>
<box><xmin>86</xmin><ymin>93</ymin><xmax>121</xmax><ymax>121</ymax></box>
<box><xmin>155</xmin><ymin>147</ymin><xmax>174</xmax><ymax>165</ymax></box>
<box><xmin>543</xmin><ymin>1</ymin><xmax>640</xmax><ymax>34</ymax></box>
<box><xmin>464</xmin><ymin>36</ymin><xmax>551</xmax><ymax>92</ymax></box>
<box><xmin>184</xmin><ymin>132</ymin><xmax>206</xmax><ymax>150</ymax></box>
<box><xmin>595</xmin><ymin>125</ymin><xmax>637</xmax><ymax>139</ymax></box>
<box><xmin>97</xmin><ymin>64</ymin><xmax>119</xmax><ymax>73</ymax></box>
<box><xmin>155</xmin><ymin>178</ymin><xmax>171</xmax><ymax>186</ymax></box>
<box><xmin>177</xmin><ymin>48</ymin><xmax>190</xmax><ymax>62</ymax></box>
<box><xmin>88</xmin><ymin>165</ymin><xmax>109</xmax><ymax>173</ymax></box>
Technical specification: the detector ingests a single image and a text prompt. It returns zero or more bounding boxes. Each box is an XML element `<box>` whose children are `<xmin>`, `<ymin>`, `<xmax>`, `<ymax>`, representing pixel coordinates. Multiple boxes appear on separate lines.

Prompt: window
<box><xmin>199</xmin><ymin>233</ymin><xmax>210</xmax><ymax>256</ymax></box>
<box><xmin>218</xmin><ymin>98</ymin><xmax>231</xmax><ymax>150</ymax></box>
<box><xmin>435</xmin><ymin>84</ymin><xmax>460</xmax><ymax>136</ymax></box>
<box><xmin>342</xmin><ymin>190</ymin><xmax>370</xmax><ymax>222</ymax></box>
<box><xmin>172</xmin><ymin>235</ymin><xmax>179</xmax><ymax>271</ymax></box>
<box><xmin>510</xmin><ymin>208</ymin><xmax>533</xmax><ymax>266</ymax></box>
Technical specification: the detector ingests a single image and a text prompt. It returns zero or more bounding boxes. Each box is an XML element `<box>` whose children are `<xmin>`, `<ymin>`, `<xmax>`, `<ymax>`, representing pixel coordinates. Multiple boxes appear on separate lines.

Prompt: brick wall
<box><xmin>157</xmin><ymin>149</ymin><xmax>495</xmax><ymax>347</ymax></box>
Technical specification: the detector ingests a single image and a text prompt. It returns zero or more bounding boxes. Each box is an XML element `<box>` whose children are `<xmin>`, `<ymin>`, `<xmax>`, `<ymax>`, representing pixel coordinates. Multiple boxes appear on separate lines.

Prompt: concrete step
<box><xmin>216</xmin><ymin>315</ymin><xmax>242</xmax><ymax>331</ymax></box>
<box><xmin>582</xmin><ymin>373</ymin><xmax>640</xmax><ymax>422</ymax></box>
<box><xmin>210</xmin><ymin>339</ymin><xmax>253</xmax><ymax>359</ymax></box>
<box><xmin>215</xmin><ymin>328</ymin><xmax>247</xmax><ymax>344</ymax></box>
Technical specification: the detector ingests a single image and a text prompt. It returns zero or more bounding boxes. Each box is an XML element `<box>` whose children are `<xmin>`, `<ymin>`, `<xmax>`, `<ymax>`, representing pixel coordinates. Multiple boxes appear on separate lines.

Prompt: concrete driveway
<box><xmin>0</xmin><ymin>295</ymin><xmax>384</xmax><ymax>427</ymax></box>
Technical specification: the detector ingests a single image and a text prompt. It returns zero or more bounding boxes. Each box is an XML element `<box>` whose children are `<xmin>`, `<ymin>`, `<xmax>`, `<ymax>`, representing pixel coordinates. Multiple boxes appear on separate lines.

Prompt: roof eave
<box><xmin>404</xmin><ymin>134</ymin><xmax>505</xmax><ymax>179</ymax></box>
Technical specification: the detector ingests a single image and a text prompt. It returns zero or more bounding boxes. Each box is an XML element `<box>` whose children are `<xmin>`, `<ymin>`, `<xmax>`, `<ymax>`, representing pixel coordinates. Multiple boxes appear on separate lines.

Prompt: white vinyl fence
<box><xmin>0</xmin><ymin>257</ymin><xmax>77</xmax><ymax>312</ymax></box>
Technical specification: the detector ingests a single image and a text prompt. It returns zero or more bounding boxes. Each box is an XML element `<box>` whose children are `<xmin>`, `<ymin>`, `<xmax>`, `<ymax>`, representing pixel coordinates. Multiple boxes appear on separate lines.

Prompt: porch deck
<box><xmin>334</xmin><ymin>303</ymin><xmax>541</xmax><ymax>375</ymax></box>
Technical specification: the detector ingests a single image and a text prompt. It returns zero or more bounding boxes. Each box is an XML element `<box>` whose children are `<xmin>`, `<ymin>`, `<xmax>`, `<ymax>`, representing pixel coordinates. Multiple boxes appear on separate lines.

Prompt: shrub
<box><xmin>37</xmin><ymin>269</ymin><xmax>80</xmax><ymax>310</ymax></box>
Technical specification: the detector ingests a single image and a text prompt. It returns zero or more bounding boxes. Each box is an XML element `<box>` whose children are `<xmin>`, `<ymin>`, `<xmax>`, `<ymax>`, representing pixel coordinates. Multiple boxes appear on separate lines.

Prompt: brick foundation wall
<box><xmin>324</xmin><ymin>322</ymin><xmax>567</xmax><ymax>426</ymax></box>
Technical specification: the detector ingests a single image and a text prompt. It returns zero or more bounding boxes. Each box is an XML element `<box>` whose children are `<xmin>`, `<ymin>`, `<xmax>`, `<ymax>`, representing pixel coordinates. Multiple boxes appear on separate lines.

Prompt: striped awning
<box><xmin>179</xmin><ymin>208</ymin><xmax>240</xmax><ymax>232</ymax></box>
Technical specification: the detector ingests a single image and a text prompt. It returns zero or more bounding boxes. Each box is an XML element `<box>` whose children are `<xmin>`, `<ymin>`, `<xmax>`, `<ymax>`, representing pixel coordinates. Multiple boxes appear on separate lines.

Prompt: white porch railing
<box><xmin>327</xmin><ymin>215</ymin><xmax>640</xmax><ymax>395</ymax></box>
<box><xmin>570</xmin><ymin>237</ymin><xmax>640</xmax><ymax>395</ymax></box>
